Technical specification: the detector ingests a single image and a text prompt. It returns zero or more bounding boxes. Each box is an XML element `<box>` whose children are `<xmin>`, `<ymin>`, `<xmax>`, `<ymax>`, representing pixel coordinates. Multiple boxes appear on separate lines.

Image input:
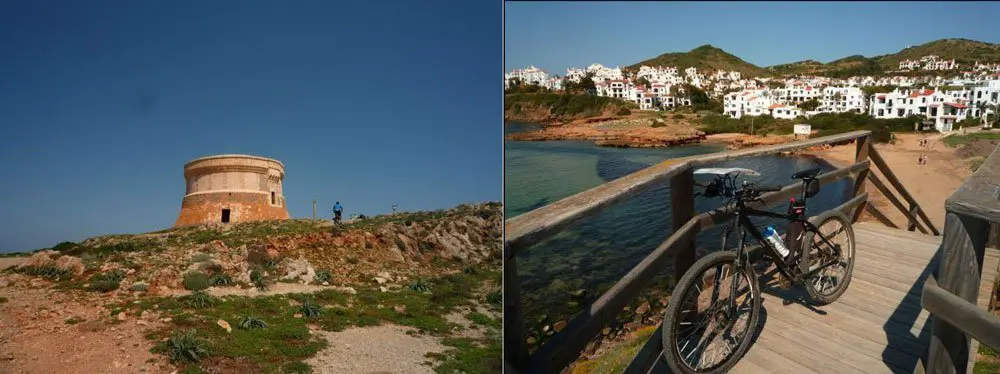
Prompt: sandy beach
<box><xmin>805</xmin><ymin>132</ymin><xmax>975</xmax><ymax>230</ymax></box>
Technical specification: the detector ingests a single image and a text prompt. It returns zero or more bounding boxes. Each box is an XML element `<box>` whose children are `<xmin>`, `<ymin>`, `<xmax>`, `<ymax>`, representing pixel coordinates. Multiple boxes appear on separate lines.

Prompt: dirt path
<box><xmin>0</xmin><ymin>275</ymin><xmax>169</xmax><ymax>374</ymax></box>
<box><xmin>805</xmin><ymin>132</ymin><xmax>972</xmax><ymax>229</ymax></box>
<box><xmin>305</xmin><ymin>324</ymin><xmax>446</xmax><ymax>374</ymax></box>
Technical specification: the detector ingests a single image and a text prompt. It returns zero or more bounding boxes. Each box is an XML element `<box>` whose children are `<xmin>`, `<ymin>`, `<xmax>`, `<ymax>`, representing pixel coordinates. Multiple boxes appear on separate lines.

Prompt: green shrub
<box><xmin>89</xmin><ymin>270</ymin><xmax>125</xmax><ymax>292</ymax></box>
<box><xmin>165</xmin><ymin>329</ymin><xmax>208</xmax><ymax>363</ymax></box>
<box><xmin>463</xmin><ymin>266</ymin><xmax>479</xmax><ymax>275</ymax></box>
<box><xmin>300</xmin><ymin>298</ymin><xmax>322</xmax><ymax>318</ymax></box>
<box><xmin>250</xmin><ymin>269</ymin><xmax>268</xmax><ymax>291</ymax></box>
<box><xmin>486</xmin><ymin>288</ymin><xmax>502</xmax><ymax>305</ymax></box>
<box><xmin>616</xmin><ymin>107</ymin><xmax>631</xmax><ymax>116</ymax></box>
<box><xmin>183</xmin><ymin>291</ymin><xmax>216</xmax><ymax>308</ymax></box>
<box><xmin>239</xmin><ymin>315</ymin><xmax>268</xmax><ymax>330</ymax></box>
<box><xmin>651</xmin><ymin>122</ymin><xmax>666</xmax><ymax>128</ymax></box>
<box><xmin>209</xmin><ymin>273</ymin><xmax>234</xmax><ymax>286</ymax></box>
<box><xmin>409</xmin><ymin>278</ymin><xmax>432</xmax><ymax>293</ymax></box>
<box><xmin>182</xmin><ymin>272</ymin><xmax>211</xmax><ymax>291</ymax></box>
<box><xmin>51</xmin><ymin>241</ymin><xmax>79</xmax><ymax>252</ymax></box>
<box><xmin>64</xmin><ymin>316</ymin><xmax>86</xmax><ymax>325</ymax></box>
<box><xmin>673</xmin><ymin>113</ymin><xmax>685</xmax><ymax>119</ymax></box>
<box><xmin>314</xmin><ymin>270</ymin><xmax>332</xmax><ymax>284</ymax></box>
<box><xmin>130</xmin><ymin>283</ymin><xmax>149</xmax><ymax>292</ymax></box>
<box><xmin>11</xmin><ymin>265</ymin><xmax>70</xmax><ymax>280</ymax></box>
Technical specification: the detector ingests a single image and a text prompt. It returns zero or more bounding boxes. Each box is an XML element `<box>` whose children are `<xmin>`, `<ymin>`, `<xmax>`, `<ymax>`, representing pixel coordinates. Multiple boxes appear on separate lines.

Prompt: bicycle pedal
<box><xmin>781</xmin><ymin>298</ymin><xmax>794</xmax><ymax>306</ymax></box>
<box><xmin>777</xmin><ymin>274</ymin><xmax>792</xmax><ymax>290</ymax></box>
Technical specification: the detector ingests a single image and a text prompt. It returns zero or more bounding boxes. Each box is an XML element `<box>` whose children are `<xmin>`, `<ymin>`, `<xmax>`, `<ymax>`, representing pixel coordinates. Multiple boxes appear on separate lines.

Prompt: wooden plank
<box><xmin>672</xmin><ymin>169</ymin><xmax>696</xmax><ymax>279</ymax></box>
<box><xmin>866</xmin><ymin>172</ymin><xmax>929</xmax><ymax>234</ymax></box>
<box><xmin>944</xmin><ymin>145</ymin><xmax>1000</xmax><ymax>225</ymax></box>
<box><xmin>759</xmin><ymin>307</ymin><xmax>908</xmax><ymax>373</ymax></box>
<box><xmin>623</xmin><ymin>325</ymin><xmax>661</xmax><ymax>374</ymax></box>
<box><xmin>735</xmin><ymin>343</ymin><xmax>820</xmax><ymax>374</ymax></box>
<box><xmin>868</xmin><ymin>145</ymin><xmax>940</xmax><ymax>235</ymax></box>
<box><xmin>760</xmin><ymin>297</ymin><xmax>923</xmax><ymax>372</ymax></box>
<box><xmin>746</xmin><ymin>321</ymin><xmax>867</xmax><ymax>374</ymax></box>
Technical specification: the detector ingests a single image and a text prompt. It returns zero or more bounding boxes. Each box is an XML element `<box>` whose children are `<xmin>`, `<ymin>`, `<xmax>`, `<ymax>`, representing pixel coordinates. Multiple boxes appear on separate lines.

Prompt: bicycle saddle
<box><xmin>791</xmin><ymin>167</ymin><xmax>822</xmax><ymax>180</ymax></box>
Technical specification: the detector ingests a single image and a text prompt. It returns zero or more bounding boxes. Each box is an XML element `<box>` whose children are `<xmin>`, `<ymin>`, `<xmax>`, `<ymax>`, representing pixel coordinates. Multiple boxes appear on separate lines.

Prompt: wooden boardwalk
<box><xmin>650</xmin><ymin>222</ymin><xmax>1000</xmax><ymax>374</ymax></box>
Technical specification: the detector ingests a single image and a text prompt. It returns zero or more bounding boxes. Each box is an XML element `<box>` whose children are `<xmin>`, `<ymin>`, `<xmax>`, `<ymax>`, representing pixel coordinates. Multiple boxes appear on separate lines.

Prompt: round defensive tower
<box><xmin>173</xmin><ymin>154</ymin><xmax>289</xmax><ymax>227</ymax></box>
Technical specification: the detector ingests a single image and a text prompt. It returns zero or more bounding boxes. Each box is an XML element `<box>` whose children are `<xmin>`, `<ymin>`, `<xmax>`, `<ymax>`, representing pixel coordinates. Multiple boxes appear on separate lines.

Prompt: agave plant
<box><xmin>239</xmin><ymin>315</ymin><xmax>268</xmax><ymax>330</ymax></box>
<box><xmin>166</xmin><ymin>329</ymin><xmax>208</xmax><ymax>363</ymax></box>
<box><xmin>300</xmin><ymin>298</ymin><xmax>322</xmax><ymax>318</ymax></box>
<box><xmin>408</xmin><ymin>278</ymin><xmax>432</xmax><ymax>293</ymax></box>
<box><xmin>314</xmin><ymin>270</ymin><xmax>333</xmax><ymax>284</ymax></box>
<box><xmin>209</xmin><ymin>273</ymin><xmax>234</xmax><ymax>286</ymax></box>
<box><xmin>183</xmin><ymin>291</ymin><xmax>216</xmax><ymax>309</ymax></box>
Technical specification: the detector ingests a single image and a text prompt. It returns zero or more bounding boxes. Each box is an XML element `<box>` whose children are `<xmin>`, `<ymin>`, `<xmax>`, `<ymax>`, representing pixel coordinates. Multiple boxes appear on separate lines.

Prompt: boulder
<box><xmin>53</xmin><ymin>255</ymin><xmax>85</xmax><ymax>276</ymax></box>
<box><xmin>217</xmin><ymin>319</ymin><xmax>232</xmax><ymax>333</ymax></box>
<box><xmin>280</xmin><ymin>257</ymin><xmax>316</xmax><ymax>284</ymax></box>
<box><xmin>26</xmin><ymin>251</ymin><xmax>57</xmax><ymax>268</ymax></box>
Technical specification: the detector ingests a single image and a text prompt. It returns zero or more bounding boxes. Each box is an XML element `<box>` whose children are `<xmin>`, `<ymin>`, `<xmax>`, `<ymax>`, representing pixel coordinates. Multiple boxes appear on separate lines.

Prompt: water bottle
<box><xmin>764</xmin><ymin>226</ymin><xmax>790</xmax><ymax>258</ymax></box>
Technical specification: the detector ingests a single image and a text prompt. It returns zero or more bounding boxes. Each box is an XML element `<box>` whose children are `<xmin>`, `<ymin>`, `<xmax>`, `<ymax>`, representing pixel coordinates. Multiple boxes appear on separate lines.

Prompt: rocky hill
<box><xmin>504</xmin><ymin>92</ymin><xmax>637</xmax><ymax>124</ymax></box>
<box><xmin>628</xmin><ymin>45</ymin><xmax>769</xmax><ymax>77</ymax></box>
<box><xmin>0</xmin><ymin>202</ymin><xmax>503</xmax><ymax>373</ymax></box>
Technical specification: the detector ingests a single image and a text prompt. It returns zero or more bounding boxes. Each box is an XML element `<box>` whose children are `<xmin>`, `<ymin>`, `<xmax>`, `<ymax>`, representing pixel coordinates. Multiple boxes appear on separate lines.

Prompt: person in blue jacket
<box><xmin>333</xmin><ymin>202</ymin><xmax>343</xmax><ymax>223</ymax></box>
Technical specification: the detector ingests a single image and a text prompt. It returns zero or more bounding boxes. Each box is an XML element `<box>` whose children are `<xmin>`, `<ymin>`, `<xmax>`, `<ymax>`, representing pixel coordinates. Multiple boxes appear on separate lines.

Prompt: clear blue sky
<box><xmin>0</xmin><ymin>0</ymin><xmax>500</xmax><ymax>252</ymax></box>
<box><xmin>506</xmin><ymin>2</ymin><xmax>1000</xmax><ymax>74</ymax></box>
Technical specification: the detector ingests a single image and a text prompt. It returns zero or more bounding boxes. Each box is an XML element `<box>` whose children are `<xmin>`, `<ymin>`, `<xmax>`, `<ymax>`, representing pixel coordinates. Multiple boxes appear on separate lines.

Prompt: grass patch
<box><xmin>89</xmin><ymin>270</ymin><xmax>125</xmax><ymax>292</ymax></box>
<box><xmin>183</xmin><ymin>272</ymin><xmax>211</xmax><ymax>291</ymax></box>
<box><xmin>570</xmin><ymin>325</ymin><xmax>658</xmax><ymax>374</ymax></box>
<box><xmin>429</xmin><ymin>337</ymin><xmax>502</xmax><ymax>374</ymax></box>
<box><xmin>209</xmin><ymin>273</ymin><xmax>234</xmax><ymax>286</ymax></box>
<box><xmin>160</xmin><ymin>329</ymin><xmax>209</xmax><ymax>363</ymax></box>
<box><xmin>64</xmin><ymin>316</ymin><xmax>86</xmax><ymax>325</ymax></box>
<box><xmin>944</xmin><ymin>132</ymin><xmax>1000</xmax><ymax>147</ymax></box>
<box><xmin>314</xmin><ymin>270</ymin><xmax>332</xmax><ymax>284</ymax></box>
<box><xmin>190</xmin><ymin>253</ymin><xmax>213</xmax><ymax>263</ymax></box>
<box><xmin>7</xmin><ymin>265</ymin><xmax>71</xmax><ymax>281</ymax></box>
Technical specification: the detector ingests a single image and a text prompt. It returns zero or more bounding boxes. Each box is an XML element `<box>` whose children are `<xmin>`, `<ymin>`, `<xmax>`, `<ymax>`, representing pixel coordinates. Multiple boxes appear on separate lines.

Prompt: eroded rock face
<box><xmin>26</xmin><ymin>251</ymin><xmax>58</xmax><ymax>268</ymax></box>
<box><xmin>280</xmin><ymin>257</ymin><xmax>316</xmax><ymax>284</ymax></box>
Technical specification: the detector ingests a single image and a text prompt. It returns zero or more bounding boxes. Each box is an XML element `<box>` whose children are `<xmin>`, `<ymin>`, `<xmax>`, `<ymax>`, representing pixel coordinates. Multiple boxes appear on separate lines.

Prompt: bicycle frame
<box><xmin>721</xmin><ymin>196</ymin><xmax>845</xmax><ymax>314</ymax></box>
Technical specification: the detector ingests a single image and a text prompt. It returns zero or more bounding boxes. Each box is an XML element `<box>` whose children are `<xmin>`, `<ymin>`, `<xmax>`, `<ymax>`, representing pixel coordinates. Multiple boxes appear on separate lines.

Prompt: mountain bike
<box><xmin>660</xmin><ymin>167</ymin><xmax>856</xmax><ymax>374</ymax></box>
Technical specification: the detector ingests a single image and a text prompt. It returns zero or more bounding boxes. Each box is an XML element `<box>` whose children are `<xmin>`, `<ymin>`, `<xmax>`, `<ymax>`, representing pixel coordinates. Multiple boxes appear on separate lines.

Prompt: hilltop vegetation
<box><xmin>628</xmin><ymin>45</ymin><xmax>769</xmax><ymax>77</ymax></box>
<box><xmin>698</xmin><ymin>112</ymin><xmax>927</xmax><ymax>143</ymax></box>
<box><xmin>504</xmin><ymin>91</ymin><xmax>637</xmax><ymax>123</ymax></box>
<box><xmin>0</xmin><ymin>203</ymin><xmax>503</xmax><ymax>373</ymax></box>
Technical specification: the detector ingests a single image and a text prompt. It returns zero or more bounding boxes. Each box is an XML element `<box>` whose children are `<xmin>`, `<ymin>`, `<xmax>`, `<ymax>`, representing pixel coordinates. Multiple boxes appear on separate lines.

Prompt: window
<box><xmin>271</xmin><ymin>191</ymin><xmax>276</xmax><ymax>205</ymax></box>
<box><xmin>221</xmin><ymin>209</ymin><xmax>231</xmax><ymax>224</ymax></box>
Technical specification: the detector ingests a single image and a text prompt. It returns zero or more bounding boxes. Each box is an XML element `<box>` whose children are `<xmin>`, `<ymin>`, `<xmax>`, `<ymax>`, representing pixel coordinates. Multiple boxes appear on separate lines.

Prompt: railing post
<box><xmin>851</xmin><ymin>135</ymin><xmax>872</xmax><ymax>223</ymax></box>
<box><xmin>908</xmin><ymin>204</ymin><xmax>918</xmax><ymax>231</ymax></box>
<box><xmin>504</xmin><ymin>244</ymin><xmax>528</xmax><ymax>372</ymax></box>
<box><xmin>927</xmin><ymin>212</ymin><xmax>989</xmax><ymax>374</ymax></box>
<box><xmin>672</xmin><ymin>168</ymin><xmax>696</xmax><ymax>280</ymax></box>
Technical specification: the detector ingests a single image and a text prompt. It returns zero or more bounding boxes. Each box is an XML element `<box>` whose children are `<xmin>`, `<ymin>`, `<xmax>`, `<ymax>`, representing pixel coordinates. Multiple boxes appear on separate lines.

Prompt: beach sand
<box><xmin>805</xmin><ymin>132</ymin><xmax>974</xmax><ymax>230</ymax></box>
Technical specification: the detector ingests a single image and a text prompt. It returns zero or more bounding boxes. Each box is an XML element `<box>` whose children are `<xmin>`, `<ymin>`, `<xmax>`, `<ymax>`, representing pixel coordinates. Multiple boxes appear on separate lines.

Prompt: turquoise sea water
<box><xmin>504</xmin><ymin>122</ymin><xmax>854</xmax><ymax>325</ymax></box>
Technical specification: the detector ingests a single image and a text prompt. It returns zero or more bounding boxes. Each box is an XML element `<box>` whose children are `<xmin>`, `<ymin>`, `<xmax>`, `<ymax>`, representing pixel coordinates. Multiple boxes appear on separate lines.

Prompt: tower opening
<box><xmin>271</xmin><ymin>191</ymin><xmax>276</xmax><ymax>205</ymax></box>
<box><xmin>222</xmin><ymin>209</ymin><xmax>231</xmax><ymax>223</ymax></box>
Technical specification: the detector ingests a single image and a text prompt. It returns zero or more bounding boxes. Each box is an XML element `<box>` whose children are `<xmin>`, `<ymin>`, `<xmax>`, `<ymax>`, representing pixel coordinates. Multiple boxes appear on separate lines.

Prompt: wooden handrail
<box><xmin>505</xmin><ymin>130</ymin><xmax>872</xmax><ymax>256</ymax></box>
<box><xmin>922</xmin><ymin>277</ymin><xmax>1000</xmax><ymax>353</ymax></box>
<box><xmin>867</xmin><ymin>146</ymin><xmax>940</xmax><ymax>235</ymax></box>
<box><xmin>923</xmin><ymin>143</ymin><xmax>1000</xmax><ymax>374</ymax></box>
<box><xmin>866</xmin><ymin>172</ymin><xmax>929</xmax><ymax>234</ymax></box>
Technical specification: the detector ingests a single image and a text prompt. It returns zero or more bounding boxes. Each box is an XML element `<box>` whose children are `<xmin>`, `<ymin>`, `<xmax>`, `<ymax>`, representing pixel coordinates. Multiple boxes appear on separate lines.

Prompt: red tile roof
<box><xmin>769</xmin><ymin>104</ymin><xmax>784</xmax><ymax>110</ymax></box>
<box><xmin>945</xmin><ymin>102</ymin><xmax>967</xmax><ymax>109</ymax></box>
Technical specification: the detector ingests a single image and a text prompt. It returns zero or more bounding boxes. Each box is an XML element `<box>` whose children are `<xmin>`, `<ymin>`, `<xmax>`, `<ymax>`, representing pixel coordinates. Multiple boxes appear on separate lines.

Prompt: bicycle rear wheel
<box><xmin>800</xmin><ymin>209</ymin><xmax>855</xmax><ymax>305</ymax></box>
<box><xmin>661</xmin><ymin>251</ymin><xmax>761</xmax><ymax>374</ymax></box>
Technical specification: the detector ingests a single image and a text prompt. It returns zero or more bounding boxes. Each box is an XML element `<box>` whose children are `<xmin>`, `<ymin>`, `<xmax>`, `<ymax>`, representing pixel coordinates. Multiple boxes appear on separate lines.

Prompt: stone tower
<box><xmin>173</xmin><ymin>154</ymin><xmax>290</xmax><ymax>227</ymax></box>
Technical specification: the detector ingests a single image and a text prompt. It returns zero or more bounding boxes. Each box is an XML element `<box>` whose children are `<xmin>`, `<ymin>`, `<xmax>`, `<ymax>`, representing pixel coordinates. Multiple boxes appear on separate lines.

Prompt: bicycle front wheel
<box><xmin>661</xmin><ymin>251</ymin><xmax>761</xmax><ymax>374</ymax></box>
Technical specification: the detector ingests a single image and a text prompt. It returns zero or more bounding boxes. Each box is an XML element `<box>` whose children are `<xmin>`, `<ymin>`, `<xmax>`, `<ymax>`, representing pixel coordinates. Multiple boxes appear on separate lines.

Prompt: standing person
<box><xmin>333</xmin><ymin>201</ymin><xmax>343</xmax><ymax>224</ymax></box>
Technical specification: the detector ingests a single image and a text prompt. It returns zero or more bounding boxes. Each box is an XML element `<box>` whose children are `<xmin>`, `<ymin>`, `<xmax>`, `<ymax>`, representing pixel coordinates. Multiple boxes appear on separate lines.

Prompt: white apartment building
<box><xmin>724</xmin><ymin>89</ymin><xmax>773</xmax><ymax>118</ymax></box>
<box><xmin>505</xmin><ymin>66</ymin><xmax>548</xmax><ymax>87</ymax></box>
<box><xmin>773</xmin><ymin>86</ymin><xmax>821</xmax><ymax>104</ymax></box>
<box><xmin>566</xmin><ymin>68</ymin><xmax>586</xmax><ymax>83</ymax></box>
<box><xmin>595</xmin><ymin>79</ymin><xmax>633</xmax><ymax>99</ymax></box>
<box><xmin>818</xmin><ymin>87</ymin><xmax>866</xmax><ymax>114</ymax></box>
<box><xmin>868</xmin><ymin>88</ymin><xmax>969</xmax><ymax>132</ymax></box>
<box><xmin>769</xmin><ymin>104</ymin><xmax>802</xmax><ymax>119</ymax></box>
<box><xmin>974</xmin><ymin>62</ymin><xmax>1000</xmax><ymax>74</ymax></box>
<box><xmin>899</xmin><ymin>60</ymin><xmax>921</xmax><ymax>70</ymax></box>
<box><xmin>925</xmin><ymin>59</ymin><xmax>957</xmax><ymax>71</ymax></box>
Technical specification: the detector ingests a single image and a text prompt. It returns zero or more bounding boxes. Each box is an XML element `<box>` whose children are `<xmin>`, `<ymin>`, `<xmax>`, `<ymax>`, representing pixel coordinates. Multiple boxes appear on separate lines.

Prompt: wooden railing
<box><xmin>922</xmin><ymin>143</ymin><xmax>1000</xmax><ymax>374</ymax></box>
<box><xmin>504</xmin><ymin>130</ymin><xmax>937</xmax><ymax>373</ymax></box>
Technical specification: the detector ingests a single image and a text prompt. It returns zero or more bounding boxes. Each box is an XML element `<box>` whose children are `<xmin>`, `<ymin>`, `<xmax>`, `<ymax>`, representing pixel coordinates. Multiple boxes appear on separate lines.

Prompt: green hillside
<box><xmin>872</xmin><ymin>38</ymin><xmax>1000</xmax><ymax>68</ymax></box>
<box><xmin>629</xmin><ymin>45</ymin><xmax>769</xmax><ymax>77</ymax></box>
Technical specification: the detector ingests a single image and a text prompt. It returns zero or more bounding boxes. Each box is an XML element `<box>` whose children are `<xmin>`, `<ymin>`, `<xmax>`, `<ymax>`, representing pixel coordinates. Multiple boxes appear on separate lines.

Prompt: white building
<box><xmin>505</xmin><ymin>66</ymin><xmax>549</xmax><ymax>87</ymax></box>
<box><xmin>769</xmin><ymin>104</ymin><xmax>802</xmax><ymax>119</ymax></box>
<box><xmin>566</xmin><ymin>68</ymin><xmax>586</xmax><ymax>83</ymax></box>
<box><xmin>899</xmin><ymin>60</ymin><xmax>921</xmax><ymax>70</ymax></box>
<box><xmin>819</xmin><ymin>86</ymin><xmax>866</xmax><ymax>114</ymax></box>
<box><xmin>724</xmin><ymin>89</ymin><xmax>773</xmax><ymax>118</ymax></box>
<box><xmin>868</xmin><ymin>88</ymin><xmax>969</xmax><ymax>132</ymax></box>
